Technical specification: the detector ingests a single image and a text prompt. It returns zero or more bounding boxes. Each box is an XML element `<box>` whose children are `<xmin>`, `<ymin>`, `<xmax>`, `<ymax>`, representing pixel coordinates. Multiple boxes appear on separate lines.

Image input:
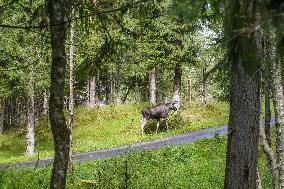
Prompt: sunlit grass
<box><xmin>0</xmin><ymin>101</ymin><xmax>229</xmax><ymax>163</ymax></box>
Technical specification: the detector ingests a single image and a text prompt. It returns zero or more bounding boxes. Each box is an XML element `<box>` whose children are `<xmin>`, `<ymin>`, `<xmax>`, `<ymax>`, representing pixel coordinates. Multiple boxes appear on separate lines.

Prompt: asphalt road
<box><xmin>0</xmin><ymin>125</ymin><xmax>228</xmax><ymax>169</ymax></box>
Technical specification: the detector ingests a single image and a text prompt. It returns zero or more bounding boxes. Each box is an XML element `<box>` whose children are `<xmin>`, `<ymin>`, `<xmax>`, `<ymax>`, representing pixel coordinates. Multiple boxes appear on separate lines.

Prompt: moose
<box><xmin>140</xmin><ymin>101</ymin><xmax>178</xmax><ymax>135</ymax></box>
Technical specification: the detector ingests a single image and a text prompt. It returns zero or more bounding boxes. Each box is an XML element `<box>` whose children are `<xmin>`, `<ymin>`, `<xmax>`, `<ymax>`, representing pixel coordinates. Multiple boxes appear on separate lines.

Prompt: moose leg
<box><xmin>156</xmin><ymin>119</ymin><xmax>160</xmax><ymax>134</ymax></box>
<box><xmin>165</xmin><ymin>117</ymin><xmax>169</xmax><ymax>131</ymax></box>
<box><xmin>141</xmin><ymin>117</ymin><xmax>148</xmax><ymax>135</ymax></box>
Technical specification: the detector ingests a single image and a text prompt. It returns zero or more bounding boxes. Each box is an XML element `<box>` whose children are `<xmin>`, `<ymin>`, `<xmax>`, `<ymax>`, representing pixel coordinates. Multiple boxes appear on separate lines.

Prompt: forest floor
<box><xmin>0</xmin><ymin>101</ymin><xmax>229</xmax><ymax>163</ymax></box>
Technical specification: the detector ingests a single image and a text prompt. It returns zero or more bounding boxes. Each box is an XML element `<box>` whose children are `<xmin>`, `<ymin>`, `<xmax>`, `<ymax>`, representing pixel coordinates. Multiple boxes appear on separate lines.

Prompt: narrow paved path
<box><xmin>0</xmin><ymin>125</ymin><xmax>228</xmax><ymax>169</ymax></box>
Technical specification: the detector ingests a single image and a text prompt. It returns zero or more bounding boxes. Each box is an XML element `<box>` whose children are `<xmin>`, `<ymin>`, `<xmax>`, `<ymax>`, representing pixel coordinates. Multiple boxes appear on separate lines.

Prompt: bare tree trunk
<box><xmin>26</xmin><ymin>66</ymin><xmax>35</xmax><ymax>156</ymax></box>
<box><xmin>0</xmin><ymin>99</ymin><xmax>4</xmax><ymax>134</ymax></box>
<box><xmin>187</xmin><ymin>78</ymin><xmax>192</xmax><ymax>104</ymax></box>
<box><xmin>115</xmin><ymin>62</ymin><xmax>121</xmax><ymax>105</ymax></box>
<box><xmin>68</xmin><ymin>4</ymin><xmax>76</xmax><ymax>174</ymax></box>
<box><xmin>106</xmin><ymin>72</ymin><xmax>112</xmax><ymax>104</ymax></box>
<box><xmin>86</xmin><ymin>80</ymin><xmax>90</xmax><ymax>106</ymax></box>
<box><xmin>271</xmin><ymin>55</ymin><xmax>284</xmax><ymax>189</ymax></box>
<box><xmin>224</xmin><ymin>1</ymin><xmax>260</xmax><ymax>188</ymax></box>
<box><xmin>89</xmin><ymin>75</ymin><xmax>97</xmax><ymax>108</ymax></box>
<box><xmin>202</xmin><ymin>67</ymin><xmax>208</xmax><ymax>106</ymax></box>
<box><xmin>96</xmin><ymin>71</ymin><xmax>100</xmax><ymax>104</ymax></box>
<box><xmin>122</xmin><ymin>85</ymin><xmax>132</xmax><ymax>104</ymax></box>
<box><xmin>149</xmin><ymin>68</ymin><xmax>156</xmax><ymax>105</ymax></box>
<box><xmin>48</xmin><ymin>0</ymin><xmax>70</xmax><ymax>188</ymax></box>
<box><xmin>173</xmin><ymin>63</ymin><xmax>182</xmax><ymax>109</ymax></box>
<box><xmin>43</xmin><ymin>90</ymin><xmax>49</xmax><ymax>115</ymax></box>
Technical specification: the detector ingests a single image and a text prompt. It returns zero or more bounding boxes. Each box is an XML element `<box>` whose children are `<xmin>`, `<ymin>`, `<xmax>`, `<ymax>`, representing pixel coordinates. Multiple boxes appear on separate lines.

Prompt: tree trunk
<box><xmin>89</xmin><ymin>75</ymin><xmax>97</xmax><ymax>108</ymax></box>
<box><xmin>43</xmin><ymin>90</ymin><xmax>49</xmax><ymax>115</ymax></box>
<box><xmin>106</xmin><ymin>72</ymin><xmax>112</xmax><ymax>104</ymax></box>
<box><xmin>68</xmin><ymin>4</ymin><xmax>76</xmax><ymax>174</ymax></box>
<box><xmin>48</xmin><ymin>0</ymin><xmax>70</xmax><ymax>188</ymax></box>
<box><xmin>149</xmin><ymin>68</ymin><xmax>156</xmax><ymax>105</ymax></box>
<box><xmin>264</xmin><ymin>79</ymin><xmax>271</xmax><ymax>147</ymax></box>
<box><xmin>187</xmin><ymin>78</ymin><xmax>192</xmax><ymax>104</ymax></box>
<box><xmin>271</xmin><ymin>53</ymin><xmax>284</xmax><ymax>189</ymax></box>
<box><xmin>173</xmin><ymin>63</ymin><xmax>182</xmax><ymax>109</ymax></box>
<box><xmin>115</xmin><ymin>62</ymin><xmax>121</xmax><ymax>105</ymax></box>
<box><xmin>96</xmin><ymin>71</ymin><xmax>100</xmax><ymax>104</ymax></box>
<box><xmin>122</xmin><ymin>85</ymin><xmax>133</xmax><ymax>104</ymax></box>
<box><xmin>26</xmin><ymin>66</ymin><xmax>35</xmax><ymax>156</ymax></box>
<box><xmin>224</xmin><ymin>1</ymin><xmax>260</xmax><ymax>188</ymax></box>
<box><xmin>202</xmin><ymin>67</ymin><xmax>208</xmax><ymax>107</ymax></box>
<box><xmin>86</xmin><ymin>80</ymin><xmax>90</xmax><ymax>106</ymax></box>
<box><xmin>0</xmin><ymin>99</ymin><xmax>4</xmax><ymax>134</ymax></box>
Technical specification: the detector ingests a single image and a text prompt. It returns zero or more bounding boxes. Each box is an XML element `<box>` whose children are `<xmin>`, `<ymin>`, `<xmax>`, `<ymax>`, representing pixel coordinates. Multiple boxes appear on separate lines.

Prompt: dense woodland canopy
<box><xmin>0</xmin><ymin>0</ymin><xmax>284</xmax><ymax>188</ymax></box>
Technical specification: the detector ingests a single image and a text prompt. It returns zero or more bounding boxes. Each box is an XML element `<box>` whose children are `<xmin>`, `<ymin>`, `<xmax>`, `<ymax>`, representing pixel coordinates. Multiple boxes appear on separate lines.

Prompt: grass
<box><xmin>0</xmin><ymin>136</ymin><xmax>272</xmax><ymax>189</ymax></box>
<box><xmin>0</xmin><ymin>101</ymin><xmax>229</xmax><ymax>163</ymax></box>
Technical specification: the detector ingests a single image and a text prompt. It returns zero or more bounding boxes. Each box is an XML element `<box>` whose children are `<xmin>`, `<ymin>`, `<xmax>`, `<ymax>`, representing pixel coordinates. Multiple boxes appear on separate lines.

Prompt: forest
<box><xmin>0</xmin><ymin>0</ymin><xmax>284</xmax><ymax>188</ymax></box>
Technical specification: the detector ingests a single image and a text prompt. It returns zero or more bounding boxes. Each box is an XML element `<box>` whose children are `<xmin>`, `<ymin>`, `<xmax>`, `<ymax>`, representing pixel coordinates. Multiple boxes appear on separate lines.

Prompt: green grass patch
<box><xmin>0</xmin><ymin>136</ymin><xmax>272</xmax><ymax>189</ymax></box>
<box><xmin>0</xmin><ymin>101</ymin><xmax>229</xmax><ymax>163</ymax></box>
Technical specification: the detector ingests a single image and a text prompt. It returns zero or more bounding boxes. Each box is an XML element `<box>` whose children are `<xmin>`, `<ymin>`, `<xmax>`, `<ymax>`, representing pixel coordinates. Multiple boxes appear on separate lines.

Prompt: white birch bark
<box><xmin>68</xmin><ymin>5</ymin><xmax>76</xmax><ymax>173</ymax></box>
<box><xmin>89</xmin><ymin>76</ymin><xmax>97</xmax><ymax>108</ymax></box>
<box><xmin>26</xmin><ymin>66</ymin><xmax>35</xmax><ymax>156</ymax></box>
<box><xmin>149</xmin><ymin>68</ymin><xmax>156</xmax><ymax>105</ymax></box>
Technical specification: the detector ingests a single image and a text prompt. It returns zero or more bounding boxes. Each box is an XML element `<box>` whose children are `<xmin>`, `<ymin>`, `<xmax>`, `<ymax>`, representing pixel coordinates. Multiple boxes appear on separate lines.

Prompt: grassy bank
<box><xmin>0</xmin><ymin>136</ymin><xmax>272</xmax><ymax>189</ymax></box>
<box><xmin>0</xmin><ymin>101</ymin><xmax>229</xmax><ymax>163</ymax></box>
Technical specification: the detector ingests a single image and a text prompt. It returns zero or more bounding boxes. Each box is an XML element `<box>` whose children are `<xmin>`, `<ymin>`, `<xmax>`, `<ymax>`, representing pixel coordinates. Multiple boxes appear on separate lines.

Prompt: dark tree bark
<box><xmin>173</xmin><ymin>63</ymin><xmax>182</xmax><ymax>109</ymax></box>
<box><xmin>48</xmin><ymin>0</ymin><xmax>70</xmax><ymax>188</ymax></box>
<box><xmin>26</xmin><ymin>66</ymin><xmax>35</xmax><ymax>156</ymax></box>
<box><xmin>122</xmin><ymin>86</ymin><xmax>131</xmax><ymax>104</ymax></box>
<box><xmin>224</xmin><ymin>1</ymin><xmax>261</xmax><ymax>188</ymax></box>
<box><xmin>149</xmin><ymin>68</ymin><xmax>156</xmax><ymax>105</ymax></box>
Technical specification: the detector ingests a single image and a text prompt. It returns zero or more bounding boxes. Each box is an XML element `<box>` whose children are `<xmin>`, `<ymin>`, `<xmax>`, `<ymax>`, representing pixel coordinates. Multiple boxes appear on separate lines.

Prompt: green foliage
<box><xmin>0</xmin><ymin>137</ymin><xmax>272</xmax><ymax>188</ymax></box>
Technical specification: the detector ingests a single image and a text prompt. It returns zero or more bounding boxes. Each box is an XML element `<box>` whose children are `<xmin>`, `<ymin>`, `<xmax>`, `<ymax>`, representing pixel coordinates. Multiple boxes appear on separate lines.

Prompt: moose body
<box><xmin>140</xmin><ymin>101</ymin><xmax>178</xmax><ymax>134</ymax></box>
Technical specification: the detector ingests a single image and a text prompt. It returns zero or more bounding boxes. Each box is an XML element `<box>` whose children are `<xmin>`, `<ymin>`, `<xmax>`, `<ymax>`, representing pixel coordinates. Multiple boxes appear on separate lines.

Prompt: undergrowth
<box><xmin>0</xmin><ymin>136</ymin><xmax>272</xmax><ymax>189</ymax></box>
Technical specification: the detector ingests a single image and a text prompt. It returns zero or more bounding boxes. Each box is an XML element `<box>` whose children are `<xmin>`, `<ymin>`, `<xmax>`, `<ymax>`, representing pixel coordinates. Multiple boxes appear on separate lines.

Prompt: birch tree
<box><xmin>68</xmin><ymin>3</ymin><xmax>76</xmax><ymax>173</ymax></box>
<box><xmin>26</xmin><ymin>65</ymin><xmax>35</xmax><ymax>156</ymax></box>
<box><xmin>149</xmin><ymin>68</ymin><xmax>157</xmax><ymax>105</ymax></box>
